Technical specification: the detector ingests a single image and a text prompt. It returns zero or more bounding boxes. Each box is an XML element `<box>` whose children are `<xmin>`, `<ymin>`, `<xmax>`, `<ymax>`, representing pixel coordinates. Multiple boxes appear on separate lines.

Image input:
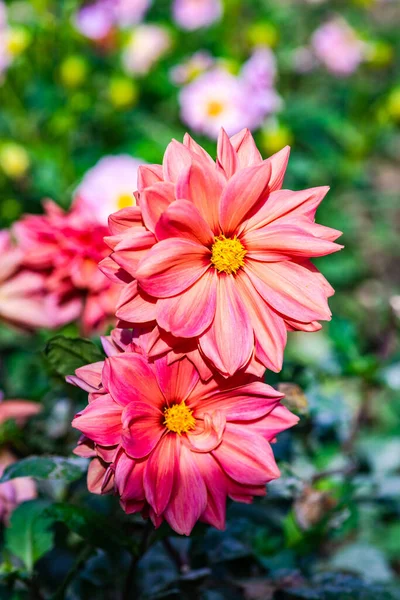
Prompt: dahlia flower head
<box><xmin>13</xmin><ymin>200</ymin><xmax>119</xmax><ymax>335</ymax></box>
<box><xmin>179</xmin><ymin>47</ymin><xmax>281</xmax><ymax>138</ymax></box>
<box><xmin>172</xmin><ymin>0</ymin><xmax>223</xmax><ymax>31</ymax></box>
<box><xmin>0</xmin><ymin>392</ymin><xmax>41</xmax><ymax>523</ymax></box>
<box><xmin>0</xmin><ymin>229</ymin><xmax>67</xmax><ymax>330</ymax></box>
<box><xmin>69</xmin><ymin>339</ymin><xmax>298</xmax><ymax>535</ymax></box>
<box><xmin>101</xmin><ymin>128</ymin><xmax>343</xmax><ymax>380</ymax></box>
<box><xmin>311</xmin><ymin>18</ymin><xmax>367</xmax><ymax>76</ymax></box>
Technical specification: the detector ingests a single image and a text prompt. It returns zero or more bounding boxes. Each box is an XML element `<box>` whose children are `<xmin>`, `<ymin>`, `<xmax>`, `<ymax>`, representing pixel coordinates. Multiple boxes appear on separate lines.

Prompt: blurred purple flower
<box><xmin>74</xmin><ymin>0</ymin><xmax>151</xmax><ymax>40</ymax></box>
<box><xmin>172</xmin><ymin>0</ymin><xmax>222</xmax><ymax>31</ymax></box>
<box><xmin>170</xmin><ymin>50</ymin><xmax>214</xmax><ymax>85</ymax></box>
<box><xmin>311</xmin><ymin>18</ymin><xmax>367</xmax><ymax>76</ymax></box>
<box><xmin>122</xmin><ymin>24</ymin><xmax>171</xmax><ymax>75</ymax></box>
<box><xmin>0</xmin><ymin>1</ymin><xmax>11</xmax><ymax>78</ymax></box>
<box><xmin>179</xmin><ymin>47</ymin><xmax>281</xmax><ymax>139</ymax></box>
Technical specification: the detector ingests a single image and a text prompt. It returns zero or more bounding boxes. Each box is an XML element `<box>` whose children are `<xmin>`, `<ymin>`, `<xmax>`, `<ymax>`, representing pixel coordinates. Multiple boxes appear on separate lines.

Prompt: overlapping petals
<box><xmin>103</xmin><ymin>128</ymin><xmax>342</xmax><ymax>378</ymax></box>
<box><xmin>70</xmin><ymin>350</ymin><xmax>298</xmax><ymax>535</ymax></box>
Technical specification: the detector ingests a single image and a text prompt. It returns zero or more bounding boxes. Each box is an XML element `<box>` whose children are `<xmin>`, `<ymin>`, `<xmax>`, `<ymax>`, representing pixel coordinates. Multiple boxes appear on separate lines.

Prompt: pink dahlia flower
<box><xmin>102</xmin><ymin>129</ymin><xmax>342</xmax><ymax>378</ymax></box>
<box><xmin>311</xmin><ymin>18</ymin><xmax>367</xmax><ymax>76</ymax></box>
<box><xmin>74</xmin><ymin>0</ymin><xmax>151</xmax><ymax>41</ymax></box>
<box><xmin>170</xmin><ymin>51</ymin><xmax>214</xmax><ymax>85</ymax></box>
<box><xmin>0</xmin><ymin>230</ymin><xmax>65</xmax><ymax>330</ymax></box>
<box><xmin>0</xmin><ymin>392</ymin><xmax>41</xmax><ymax>523</ymax></box>
<box><xmin>13</xmin><ymin>201</ymin><xmax>120</xmax><ymax>335</ymax></box>
<box><xmin>74</xmin><ymin>155</ymin><xmax>144</xmax><ymax>226</ymax></box>
<box><xmin>70</xmin><ymin>351</ymin><xmax>298</xmax><ymax>535</ymax></box>
<box><xmin>172</xmin><ymin>0</ymin><xmax>222</xmax><ymax>31</ymax></box>
<box><xmin>122</xmin><ymin>25</ymin><xmax>171</xmax><ymax>75</ymax></box>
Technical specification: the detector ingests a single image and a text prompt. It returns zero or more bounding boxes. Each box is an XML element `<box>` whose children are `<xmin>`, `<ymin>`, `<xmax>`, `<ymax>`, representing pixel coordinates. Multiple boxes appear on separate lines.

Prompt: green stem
<box><xmin>122</xmin><ymin>521</ymin><xmax>154</xmax><ymax>600</ymax></box>
<box><xmin>51</xmin><ymin>544</ymin><xmax>93</xmax><ymax>600</ymax></box>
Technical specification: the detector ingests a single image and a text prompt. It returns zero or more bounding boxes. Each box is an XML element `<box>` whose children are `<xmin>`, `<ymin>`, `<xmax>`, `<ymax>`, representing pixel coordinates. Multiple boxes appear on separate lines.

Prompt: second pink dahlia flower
<box><xmin>102</xmin><ymin>128</ymin><xmax>342</xmax><ymax>378</ymax></box>
<box><xmin>70</xmin><ymin>349</ymin><xmax>298</xmax><ymax>535</ymax></box>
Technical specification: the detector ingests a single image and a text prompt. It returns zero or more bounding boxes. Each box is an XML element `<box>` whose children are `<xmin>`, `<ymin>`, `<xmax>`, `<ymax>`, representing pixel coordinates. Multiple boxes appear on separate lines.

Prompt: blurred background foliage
<box><xmin>0</xmin><ymin>0</ymin><xmax>400</xmax><ymax>598</ymax></box>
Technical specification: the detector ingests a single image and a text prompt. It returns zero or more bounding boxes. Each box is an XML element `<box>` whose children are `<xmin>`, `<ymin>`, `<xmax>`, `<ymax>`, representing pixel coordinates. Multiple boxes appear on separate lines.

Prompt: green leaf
<box><xmin>45</xmin><ymin>503</ymin><xmax>139</xmax><ymax>554</ymax></box>
<box><xmin>0</xmin><ymin>456</ymin><xmax>88</xmax><ymax>484</ymax></box>
<box><xmin>5</xmin><ymin>500</ymin><xmax>55</xmax><ymax>573</ymax></box>
<box><xmin>43</xmin><ymin>335</ymin><xmax>104</xmax><ymax>378</ymax></box>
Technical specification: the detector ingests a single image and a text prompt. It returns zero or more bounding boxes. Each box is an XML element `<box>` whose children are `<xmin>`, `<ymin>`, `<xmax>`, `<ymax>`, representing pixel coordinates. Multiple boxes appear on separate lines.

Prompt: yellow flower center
<box><xmin>117</xmin><ymin>193</ymin><xmax>134</xmax><ymax>210</ymax></box>
<box><xmin>207</xmin><ymin>100</ymin><xmax>224</xmax><ymax>117</ymax></box>
<box><xmin>163</xmin><ymin>402</ymin><xmax>196</xmax><ymax>435</ymax></box>
<box><xmin>211</xmin><ymin>235</ymin><xmax>247</xmax><ymax>275</ymax></box>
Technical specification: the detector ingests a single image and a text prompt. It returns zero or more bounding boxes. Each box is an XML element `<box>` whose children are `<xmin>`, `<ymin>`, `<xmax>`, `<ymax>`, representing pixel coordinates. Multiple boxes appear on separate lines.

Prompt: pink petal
<box><xmin>212</xmin><ymin>424</ymin><xmax>280</xmax><ymax>485</ymax></box>
<box><xmin>72</xmin><ymin>394</ymin><xmax>123</xmax><ymax>446</ymax></box>
<box><xmin>187</xmin><ymin>411</ymin><xmax>226</xmax><ymax>452</ymax></box>
<box><xmin>192</xmin><ymin>451</ymin><xmax>227</xmax><ymax>530</ymax></box>
<box><xmin>144</xmin><ymin>434</ymin><xmax>179</xmax><ymax>514</ymax></box>
<box><xmin>263</xmin><ymin>146</ymin><xmax>290</xmax><ymax>192</ymax></box>
<box><xmin>87</xmin><ymin>458</ymin><xmax>111</xmax><ymax>494</ymax></box>
<box><xmin>156</xmin><ymin>268</ymin><xmax>217</xmax><ymax>337</ymax></box>
<box><xmin>199</xmin><ymin>275</ymin><xmax>253</xmax><ymax>377</ymax></box>
<box><xmin>175</xmin><ymin>160</ymin><xmax>224</xmax><ymax>234</ymax></box>
<box><xmin>102</xmin><ymin>354</ymin><xmax>164</xmax><ymax>407</ymax></box>
<box><xmin>154</xmin><ymin>356</ymin><xmax>199</xmax><ymax>404</ymax></box>
<box><xmin>108</xmin><ymin>206</ymin><xmax>143</xmax><ymax>235</ymax></box>
<box><xmin>0</xmin><ymin>400</ymin><xmax>41</xmax><ymax>426</ymax></box>
<box><xmin>235</xmin><ymin>270</ymin><xmax>286</xmax><ymax>372</ymax></box>
<box><xmin>66</xmin><ymin>361</ymin><xmax>104</xmax><ymax>393</ymax></box>
<box><xmin>245</xmin><ymin>259</ymin><xmax>332</xmax><ymax>323</ymax></box>
<box><xmin>229</xmin><ymin>129</ymin><xmax>263</xmax><ymax>168</ymax></box>
<box><xmin>156</xmin><ymin>200</ymin><xmax>214</xmax><ymax>246</ymax></box>
<box><xmin>139</xmin><ymin>182</ymin><xmax>176</xmax><ymax>233</ymax></box>
<box><xmin>219</xmin><ymin>161</ymin><xmax>272</xmax><ymax>236</ymax></box>
<box><xmin>122</xmin><ymin>404</ymin><xmax>165</xmax><ymax>460</ymax></box>
<box><xmin>112</xmin><ymin>229</ymin><xmax>157</xmax><ymax>278</ymax></box>
<box><xmin>247</xmin><ymin>404</ymin><xmax>299</xmax><ymax>441</ymax></box>
<box><xmin>163</xmin><ymin>140</ymin><xmax>192</xmax><ymax>183</ymax></box>
<box><xmin>98</xmin><ymin>256</ymin><xmax>131</xmax><ymax>284</ymax></box>
<box><xmin>116</xmin><ymin>280</ymin><xmax>157</xmax><ymax>323</ymax></box>
<box><xmin>183</xmin><ymin>133</ymin><xmax>215</xmax><ymax>166</ymax></box>
<box><xmin>195</xmin><ymin>382</ymin><xmax>282</xmax><ymax>422</ymax></box>
<box><xmin>164</xmin><ymin>443</ymin><xmax>207</xmax><ymax>535</ymax></box>
<box><xmin>137</xmin><ymin>164</ymin><xmax>163</xmax><ymax>191</ymax></box>
<box><xmin>136</xmin><ymin>238</ymin><xmax>211</xmax><ymax>298</ymax></box>
<box><xmin>115</xmin><ymin>452</ymin><xmax>145</xmax><ymax>500</ymax></box>
<box><xmin>216</xmin><ymin>128</ymin><xmax>239</xmax><ymax>179</ymax></box>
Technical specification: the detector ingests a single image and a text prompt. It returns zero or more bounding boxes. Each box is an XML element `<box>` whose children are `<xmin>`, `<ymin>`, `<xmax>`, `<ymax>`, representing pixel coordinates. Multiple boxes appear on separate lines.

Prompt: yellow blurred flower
<box><xmin>260</xmin><ymin>123</ymin><xmax>293</xmax><ymax>156</ymax></box>
<box><xmin>366</xmin><ymin>41</ymin><xmax>394</xmax><ymax>68</ymax></box>
<box><xmin>60</xmin><ymin>56</ymin><xmax>88</xmax><ymax>88</ymax></box>
<box><xmin>247</xmin><ymin>22</ymin><xmax>279</xmax><ymax>49</ymax></box>
<box><xmin>0</xmin><ymin>143</ymin><xmax>30</xmax><ymax>179</ymax></box>
<box><xmin>6</xmin><ymin>27</ymin><xmax>31</xmax><ymax>56</ymax></box>
<box><xmin>108</xmin><ymin>77</ymin><xmax>139</xmax><ymax>109</ymax></box>
<box><xmin>386</xmin><ymin>87</ymin><xmax>400</xmax><ymax>122</ymax></box>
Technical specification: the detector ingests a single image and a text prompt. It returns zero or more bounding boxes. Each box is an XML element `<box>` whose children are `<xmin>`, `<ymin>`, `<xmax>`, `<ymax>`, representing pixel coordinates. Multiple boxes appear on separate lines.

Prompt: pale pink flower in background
<box><xmin>122</xmin><ymin>24</ymin><xmax>171</xmax><ymax>75</ymax></box>
<box><xmin>0</xmin><ymin>392</ymin><xmax>41</xmax><ymax>524</ymax></box>
<box><xmin>74</xmin><ymin>155</ymin><xmax>144</xmax><ymax>226</ymax></box>
<box><xmin>70</xmin><ymin>350</ymin><xmax>298</xmax><ymax>535</ymax></box>
<box><xmin>0</xmin><ymin>1</ymin><xmax>11</xmax><ymax>78</ymax></box>
<box><xmin>0</xmin><ymin>230</ymin><xmax>63</xmax><ymax>330</ymax></box>
<box><xmin>101</xmin><ymin>129</ymin><xmax>342</xmax><ymax>378</ymax></box>
<box><xmin>179</xmin><ymin>49</ymin><xmax>280</xmax><ymax>138</ymax></box>
<box><xmin>170</xmin><ymin>50</ymin><xmax>214</xmax><ymax>85</ymax></box>
<box><xmin>13</xmin><ymin>201</ymin><xmax>120</xmax><ymax>335</ymax></box>
<box><xmin>311</xmin><ymin>18</ymin><xmax>367</xmax><ymax>76</ymax></box>
<box><xmin>172</xmin><ymin>0</ymin><xmax>222</xmax><ymax>30</ymax></box>
<box><xmin>74</xmin><ymin>0</ymin><xmax>151</xmax><ymax>40</ymax></box>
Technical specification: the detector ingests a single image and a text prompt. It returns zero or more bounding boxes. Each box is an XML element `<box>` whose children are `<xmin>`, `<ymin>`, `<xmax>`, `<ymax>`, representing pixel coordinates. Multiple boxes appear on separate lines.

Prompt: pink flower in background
<box><xmin>74</xmin><ymin>155</ymin><xmax>144</xmax><ymax>226</ymax></box>
<box><xmin>179</xmin><ymin>48</ymin><xmax>280</xmax><ymax>138</ymax></box>
<box><xmin>122</xmin><ymin>25</ymin><xmax>171</xmax><ymax>75</ymax></box>
<box><xmin>102</xmin><ymin>129</ymin><xmax>342</xmax><ymax>378</ymax></box>
<box><xmin>170</xmin><ymin>50</ymin><xmax>214</xmax><ymax>85</ymax></box>
<box><xmin>173</xmin><ymin>0</ymin><xmax>222</xmax><ymax>30</ymax></box>
<box><xmin>0</xmin><ymin>1</ymin><xmax>11</xmax><ymax>78</ymax></box>
<box><xmin>0</xmin><ymin>392</ymin><xmax>41</xmax><ymax>524</ymax></box>
<box><xmin>311</xmin><ymin>18</ymin><xmax>367</xmax><ymax>76</ymax></box>
<box><xmin>0</xmin><ymin>230</ymin><xmax>63</xmax><ymax>330</ymax></box>
<box><xmin>13</xmin><ymin>201</ymin><xmax>119</xmax><ymax>335</ymax></box>
<box><xmin>74</xmin><ymin>0</ymin><xmax>151</xmax><ymax>40</ymax></box>
<box><xmin>71</xmin><ymin>350</ymin><xmax>298</xmax><ymax>535</ymax></box>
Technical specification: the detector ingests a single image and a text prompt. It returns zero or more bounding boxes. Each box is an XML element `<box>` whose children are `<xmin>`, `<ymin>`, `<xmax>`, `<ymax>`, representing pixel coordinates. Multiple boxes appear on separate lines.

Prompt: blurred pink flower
<box><xmin>170</xmin><ymin>50</ymin><xmax>214</xmax><ymax>85</ymax></box>
<box><xmin>102</xmin><ymin>129</ymin><xmax>342</xmax><ymax>378</ymax></box>
<box><xmin>0</xmin><ymin>392</ymin><xmax>41</xmax><ymax>524</ymax></box>
<box><xmin>0</xmin><ymin>230</ymin><xmax>63</xmax><ymax>330</ymax></box>
<box><xmin>179</xmin><ymin>48</ymin><xmax>280</xmax><ymax>138</ymax></box>
<box><xmin>172</xmin><ymin>0</ymin><xmax>222</xmax><ymax>30</ymax></box>
<box><xmin>122</xmin><ymin>24</ymin><xmax>171</xmax><ymax>75</ymax></box>
<box><xmin>71</xmin><ymin>350</ymin><xmax>298</xmax><ymax>535</ymax></box>
<box><xmin>74</xmin><ymin>0</ymin><xmax>151</xmax><ymax>40</ymax></box>
<box><xmin>0</xmin><ymin>1</ymin><xmax>11</xmax><ymax>78</ymax></box>
<box><xmin>311</xmin><ymin>18</ymin><xmax>367</xmax><ymax>76</ymax></box>
<box><xmin>13</xmin><ymin>201</ymin><xmax>120</xmax><ymax>335</ymax></box>
<box><xmin>74</xmin><ymin>155</ymin><xmax>144</xmax><ymax>226</ymax></box>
